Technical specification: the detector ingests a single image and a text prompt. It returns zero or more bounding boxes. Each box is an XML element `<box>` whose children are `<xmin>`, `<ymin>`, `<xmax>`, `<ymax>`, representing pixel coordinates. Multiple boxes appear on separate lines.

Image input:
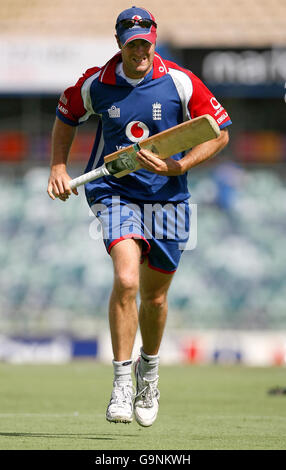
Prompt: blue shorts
<box><xmin>90</xmin><ymin>196</ymin><xmax>190</xmax><ymax>274</ymax></box>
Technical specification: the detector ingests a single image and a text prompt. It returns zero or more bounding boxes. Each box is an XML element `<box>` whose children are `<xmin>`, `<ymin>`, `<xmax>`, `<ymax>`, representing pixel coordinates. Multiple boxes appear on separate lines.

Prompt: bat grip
<box><xmin>69</xmin><ymin>165</ymin><xmax>110</xmax><ymax>189</ymax></box>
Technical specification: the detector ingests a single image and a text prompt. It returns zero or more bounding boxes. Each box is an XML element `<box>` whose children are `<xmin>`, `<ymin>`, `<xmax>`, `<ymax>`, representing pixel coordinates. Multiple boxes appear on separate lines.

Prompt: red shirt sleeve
<box><xmin>188</xmin><ymin>72</ymin><xmax>231</xmax><ymax>129</ymax></box>
<box><xmin>56</xmin><ymin>66</ymin><xmax>100</xmax><ymax>126</ymax></box>
<box><xmin>164</xmin><ymin>59</ymin><xmax>231</xmax><ymax>129</ymax></box>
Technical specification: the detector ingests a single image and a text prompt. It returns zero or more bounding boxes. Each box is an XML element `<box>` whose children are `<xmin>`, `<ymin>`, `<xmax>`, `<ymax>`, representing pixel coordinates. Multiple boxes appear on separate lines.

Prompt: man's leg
<box><xmin>109</xmin><ymin>238</ymin><xmax>142</xmax><ymax>360</ymax></box>
<box><xmin>133</xmin><ymin>259</ymin><xmax>175</xmax><ymax>427</ymax></box>
<box><xmin>106</xmin><ymin>238</ymin><xmax>141</xmax><ymax>423</ymax></box>
<box><xmin>139</xmin><ymin>259</ymin><xmax>174</xmax><ymax>355</ymax></box>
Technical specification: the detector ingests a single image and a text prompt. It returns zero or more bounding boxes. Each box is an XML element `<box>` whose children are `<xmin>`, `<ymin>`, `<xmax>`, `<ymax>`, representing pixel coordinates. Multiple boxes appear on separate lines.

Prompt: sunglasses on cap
<box><xmin>116</xmin><ymin>18</ymin><xmax>157</xmax><ymax>29</ymax></box>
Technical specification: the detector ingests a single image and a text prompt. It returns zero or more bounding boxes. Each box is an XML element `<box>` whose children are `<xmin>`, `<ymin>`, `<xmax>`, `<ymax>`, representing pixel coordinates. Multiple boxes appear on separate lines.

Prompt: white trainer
<box><xmin>106</xmin><ymin>380</ymin><xmax>134</xmax><ymax>424</ymax></box>
<box><xmin>134</xmin><ymin>359</ymin><xmax>160</xmax><ymax>427</ymax></box>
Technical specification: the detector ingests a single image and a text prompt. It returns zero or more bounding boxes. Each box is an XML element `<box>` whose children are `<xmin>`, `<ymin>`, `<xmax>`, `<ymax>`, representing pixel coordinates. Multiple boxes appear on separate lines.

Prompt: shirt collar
<box><xmin>98</xmin><ymin>51</ymin><xmax>168</xmax><ymax>85</ymax></box>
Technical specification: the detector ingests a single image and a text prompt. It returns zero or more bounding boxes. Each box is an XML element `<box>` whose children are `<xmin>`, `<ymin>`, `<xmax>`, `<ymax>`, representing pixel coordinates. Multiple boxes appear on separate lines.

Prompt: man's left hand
<box><xmin>136</xmin><ymin>149</ymin><xmax>183</xmax><ymax>176</ymax></box>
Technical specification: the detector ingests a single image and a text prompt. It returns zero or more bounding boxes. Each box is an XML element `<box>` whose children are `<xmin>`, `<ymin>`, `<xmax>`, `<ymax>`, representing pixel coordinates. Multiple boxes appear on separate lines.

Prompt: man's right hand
<box><xmin>47</xmin><ymin>165</ymin><xmax>78</xmax><ymax>201</ymax></box>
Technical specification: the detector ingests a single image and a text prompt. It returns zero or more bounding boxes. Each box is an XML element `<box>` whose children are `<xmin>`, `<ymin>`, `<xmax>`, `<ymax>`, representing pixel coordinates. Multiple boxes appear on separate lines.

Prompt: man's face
<box><xmin>117</xmin><ymin>38</ymin><xmax>155</xmax><ymax>79</ymax></box>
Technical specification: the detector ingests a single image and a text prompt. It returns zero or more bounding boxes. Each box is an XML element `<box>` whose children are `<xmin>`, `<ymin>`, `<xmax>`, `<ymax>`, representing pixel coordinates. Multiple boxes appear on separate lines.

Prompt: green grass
<box><xmin>0</xmin><ymin>362</ymin><xmax>286</xmax><ymax>450</ymax></box>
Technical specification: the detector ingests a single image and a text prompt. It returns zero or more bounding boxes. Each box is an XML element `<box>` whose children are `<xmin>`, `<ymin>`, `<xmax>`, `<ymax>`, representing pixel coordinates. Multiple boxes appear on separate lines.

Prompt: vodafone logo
<box><xmin>125</xmin><ymin>121</ymin><xmax>149</xmax><ymax>143</ymax></box>
<box><xmin>210</xmin><ymin>97</ymin><xmax>221</xmax><ymax>109</ymax></box>
<box><xmin>210</xmin><ymin>97</ymin><xmax>224</xmax><ymax>116</ymax></box>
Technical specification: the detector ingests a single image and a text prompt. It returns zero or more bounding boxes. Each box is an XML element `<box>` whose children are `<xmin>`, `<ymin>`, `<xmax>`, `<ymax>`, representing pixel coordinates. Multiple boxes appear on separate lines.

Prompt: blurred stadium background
<box><xmin>1</xmin><ymin>0</ymin><xmax>286</xmax><ymax>366</ymax></box>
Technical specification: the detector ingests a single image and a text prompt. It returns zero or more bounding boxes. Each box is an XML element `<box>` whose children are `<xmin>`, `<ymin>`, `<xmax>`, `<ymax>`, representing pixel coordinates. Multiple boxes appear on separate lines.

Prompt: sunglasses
<box><xmin>116</xmin><ymin>18</ymin><xmax>157</xmax><ymax>30</ymax></box>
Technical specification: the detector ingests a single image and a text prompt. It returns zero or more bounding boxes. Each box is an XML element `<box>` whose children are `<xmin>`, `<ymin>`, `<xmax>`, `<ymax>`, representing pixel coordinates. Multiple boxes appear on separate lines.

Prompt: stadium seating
<box><xmin>1</xmin><ymin>164</ymin><xmax>286</xmax><ymax>333</ymax></box>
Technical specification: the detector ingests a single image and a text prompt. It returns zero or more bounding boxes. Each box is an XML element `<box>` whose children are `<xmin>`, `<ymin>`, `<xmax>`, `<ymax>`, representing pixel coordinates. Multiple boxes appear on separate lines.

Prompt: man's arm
<box><xmin>136</xmin><ymin>128</ymin><xmax>229</xmax><ymax>176</ymax></box>
<box><xmin>47</xmin><ymin>117</ymin><xmax>78</xmax><ymax>201</ymax></box>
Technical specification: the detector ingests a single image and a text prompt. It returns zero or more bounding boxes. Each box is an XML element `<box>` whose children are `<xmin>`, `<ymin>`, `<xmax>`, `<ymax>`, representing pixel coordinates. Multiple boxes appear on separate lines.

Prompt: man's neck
<box><xmin>117</xmin><ymin>62</ymin><xmax>145</xmax><ymax>86</ymax></box>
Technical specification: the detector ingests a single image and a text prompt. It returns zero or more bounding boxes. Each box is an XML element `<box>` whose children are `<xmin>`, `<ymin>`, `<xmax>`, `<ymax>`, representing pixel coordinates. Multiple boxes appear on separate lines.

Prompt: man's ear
<box><xmin>115</xmin><ymin>34</ymin><xmax>122</xmax><ymax>49</ymax></box>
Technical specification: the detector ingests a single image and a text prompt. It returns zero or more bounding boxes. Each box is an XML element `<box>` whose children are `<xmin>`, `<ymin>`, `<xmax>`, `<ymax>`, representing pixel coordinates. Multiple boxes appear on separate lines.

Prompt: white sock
<box><xmin>139</xmin><ymin>347</ymin><xmax>159</xmax><ymax>381</ymax></box>
<box><xmin>112</xmin><ymin>359</ymin><xmax>133</xmax><ymax>382</ymax></box>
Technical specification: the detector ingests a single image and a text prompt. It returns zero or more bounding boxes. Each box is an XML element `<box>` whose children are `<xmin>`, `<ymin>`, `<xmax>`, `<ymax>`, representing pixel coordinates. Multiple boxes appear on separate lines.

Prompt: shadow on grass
<box><xmin>0</xmin><ymin>432</ymin><xmax>138</xmax><ymax>441</ymax></box>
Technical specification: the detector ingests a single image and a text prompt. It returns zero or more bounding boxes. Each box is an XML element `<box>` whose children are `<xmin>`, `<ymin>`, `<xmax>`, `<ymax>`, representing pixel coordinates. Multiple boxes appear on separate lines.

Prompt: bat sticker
<box><xmin>106</xmin><ymin>151</ymin><xmax>137</xmax><ymax>174</ymax></box>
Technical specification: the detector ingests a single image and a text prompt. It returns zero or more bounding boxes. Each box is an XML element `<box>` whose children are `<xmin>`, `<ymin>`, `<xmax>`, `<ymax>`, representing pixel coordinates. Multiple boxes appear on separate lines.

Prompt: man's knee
<box><xmin>140</xmin><ymin>293</ymin><xmax>167</xmax><ymax>312</ymax></box>
<box><xmin>113</xmin><ymin>271</ymin><xmax>139</xmax><ymax>299</ymax></box>
<box><xmin>111</xmin><ymin>239</ymin><xmax>141</xmax><ymax>300</ymax></box>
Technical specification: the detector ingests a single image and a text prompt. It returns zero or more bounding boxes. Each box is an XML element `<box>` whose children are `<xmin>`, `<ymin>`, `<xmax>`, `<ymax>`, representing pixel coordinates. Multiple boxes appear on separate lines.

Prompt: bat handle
<box><xmin>69</xmin><ymin>164</ymin><xmax>110</xmax><ymax>190</ymax></box>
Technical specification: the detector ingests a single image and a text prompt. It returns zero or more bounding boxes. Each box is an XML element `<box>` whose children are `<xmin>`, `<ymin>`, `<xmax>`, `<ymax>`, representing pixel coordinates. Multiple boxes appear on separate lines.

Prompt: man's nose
<box><xmin>134</xmin><ymin>44</ymin><xmax>147</xmax><ymax>55</ymax></box>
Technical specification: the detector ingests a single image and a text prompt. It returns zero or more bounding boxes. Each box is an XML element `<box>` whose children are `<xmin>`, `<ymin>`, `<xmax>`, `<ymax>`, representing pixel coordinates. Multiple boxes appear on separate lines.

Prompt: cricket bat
<box><xmin>69</xmin><ymin>114</ymin><xmax>220</xmax><ymax>190</ymax></box>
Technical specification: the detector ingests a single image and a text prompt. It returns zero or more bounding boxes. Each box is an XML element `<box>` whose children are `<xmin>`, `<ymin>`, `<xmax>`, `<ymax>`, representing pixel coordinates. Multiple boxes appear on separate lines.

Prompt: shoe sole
<box><xmin>106</xmin><ymin>415</ymin><xmax>133</xmax><ymax>424</ymax></box>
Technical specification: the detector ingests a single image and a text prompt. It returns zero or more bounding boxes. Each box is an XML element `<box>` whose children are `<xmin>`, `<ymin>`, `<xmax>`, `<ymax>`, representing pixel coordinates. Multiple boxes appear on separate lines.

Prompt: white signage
<box><xmin>202</xmin><ymin>48</ymin><xmax>286</xmax><ymax>84</ymax></box>
<box><xmin>0</xmin><ymin>36</ymin><xmax>118</xmax><ymax>92</ymax></box>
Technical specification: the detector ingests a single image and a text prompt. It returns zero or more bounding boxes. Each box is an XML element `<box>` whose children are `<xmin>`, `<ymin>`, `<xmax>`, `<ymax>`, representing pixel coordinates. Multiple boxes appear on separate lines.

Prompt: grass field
<box><xmin>0</xmin><ymin>361</ymin><xmax>286</xmax><ymax>451</ymax></box>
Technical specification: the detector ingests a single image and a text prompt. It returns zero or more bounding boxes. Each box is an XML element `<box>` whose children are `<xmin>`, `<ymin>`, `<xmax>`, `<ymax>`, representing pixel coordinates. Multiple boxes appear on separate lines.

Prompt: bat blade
<box><xmin>69</xmin><ymin>114</ymin><xmax>220</xmax><ymax>189</ymax></box>
<box><xmin>105</xmin><ymin>114</ymin><xmax>220</xmax><ymax>178</ymax></box>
